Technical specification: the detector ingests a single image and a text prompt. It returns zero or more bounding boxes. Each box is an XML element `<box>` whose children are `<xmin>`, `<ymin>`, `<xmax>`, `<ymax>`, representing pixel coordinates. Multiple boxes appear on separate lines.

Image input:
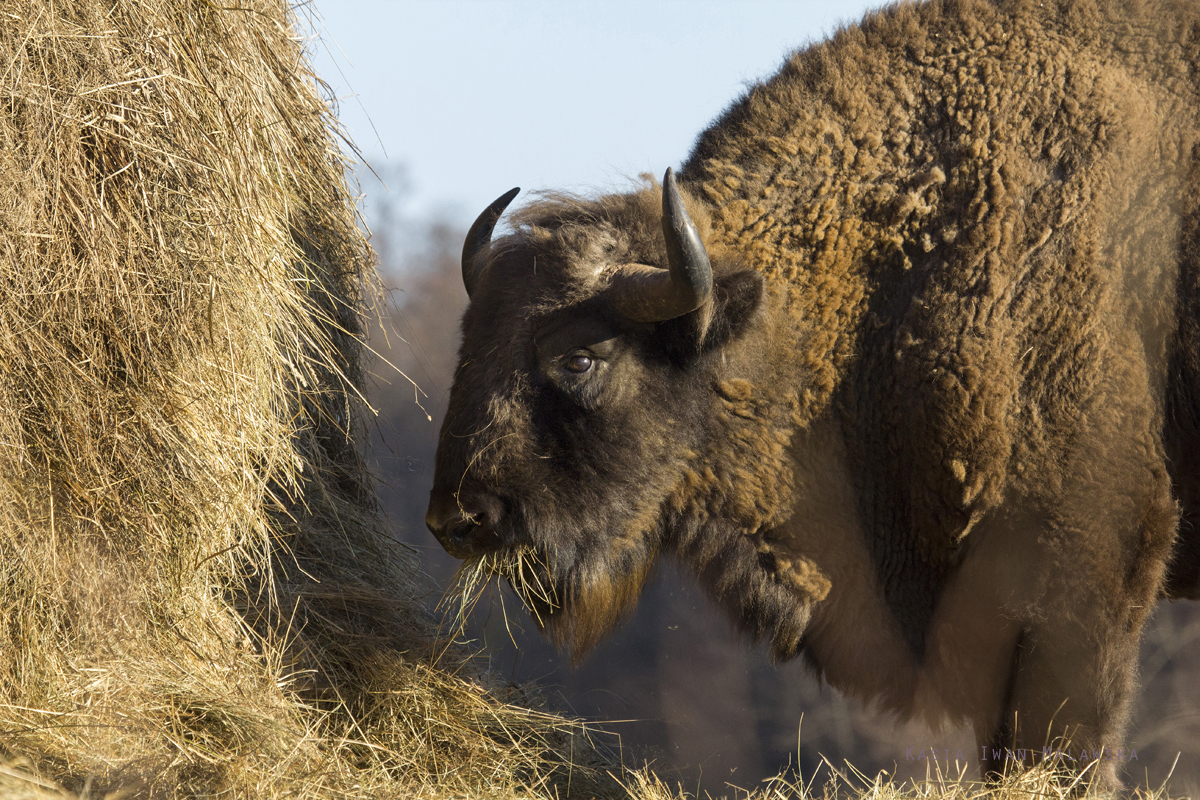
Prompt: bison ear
<box><xmin>658</xmin><ymin>269</ymin><xmax>764</xmax><ymax>359</ymax></box>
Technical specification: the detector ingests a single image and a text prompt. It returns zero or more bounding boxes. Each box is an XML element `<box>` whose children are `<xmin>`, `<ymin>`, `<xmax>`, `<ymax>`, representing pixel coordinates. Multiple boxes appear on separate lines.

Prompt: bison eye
<box><xmin>563</xmin><ymin>353</ymin><xmax>593</xmax><ymax>374</ymax></box>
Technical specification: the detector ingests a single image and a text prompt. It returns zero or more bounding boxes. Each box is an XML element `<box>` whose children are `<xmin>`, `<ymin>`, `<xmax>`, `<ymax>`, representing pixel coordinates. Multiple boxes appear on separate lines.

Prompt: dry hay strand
<box><xmin>619</xmin><ymin>751</ymin><xmax>1185</xmax><ymax>800</ymax></box>
<box><xmin>0</xmin><ymin>2</ymin><xmax>619</xmax><ymax>797</ymax></box>
<box><xmin>442</xmin><ymin>547</ymin><xmax>561</xmax><ymax>638</ymax></box>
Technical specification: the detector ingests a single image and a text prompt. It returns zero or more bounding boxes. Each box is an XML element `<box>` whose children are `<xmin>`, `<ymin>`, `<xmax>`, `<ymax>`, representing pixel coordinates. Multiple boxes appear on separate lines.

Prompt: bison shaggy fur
<box><xmin>427</xmin><ymin>0</ymin><xmax>1200</xmax><ymax>784</ymax></box>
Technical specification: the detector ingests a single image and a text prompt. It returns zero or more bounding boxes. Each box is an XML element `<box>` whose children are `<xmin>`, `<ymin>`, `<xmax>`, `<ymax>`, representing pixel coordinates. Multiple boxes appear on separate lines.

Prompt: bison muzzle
<box><xmin>427</xmin><ymin>0</ymin><xmax>1200</xmax><ymax>786</ymax></box>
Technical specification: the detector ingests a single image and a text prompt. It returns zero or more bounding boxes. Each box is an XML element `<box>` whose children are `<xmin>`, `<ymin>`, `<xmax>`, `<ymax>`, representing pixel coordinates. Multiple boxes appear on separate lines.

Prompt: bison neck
<box><xmin>669</xmin><ymin>401</ymin><xmax>956</xmax><ymax>716</ymax></box>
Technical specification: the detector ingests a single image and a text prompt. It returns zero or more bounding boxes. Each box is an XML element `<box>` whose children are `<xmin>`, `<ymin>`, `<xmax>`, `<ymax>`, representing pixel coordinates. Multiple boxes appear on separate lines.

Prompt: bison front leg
<box><xmin>977</xmin><ymin>458</ymin><xmax>1175</xmax><ymax>789</ymax></box>
<box><xmin>980</xmin><ymin>617</ymin><xmax>1140</xmax><ymax>786</ymax></box>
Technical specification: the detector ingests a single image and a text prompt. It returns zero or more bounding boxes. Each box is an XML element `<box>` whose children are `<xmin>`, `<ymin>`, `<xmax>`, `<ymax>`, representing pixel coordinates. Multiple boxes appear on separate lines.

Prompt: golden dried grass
<box><xmin>619</xmin><ymin>752</ymin><xmax>1182</xmax><ymax>800</ymax></box>
<box><xmin>0</xmin><ymin>1</ymin><xmax>617</xmax><ymax>797</ymax></box>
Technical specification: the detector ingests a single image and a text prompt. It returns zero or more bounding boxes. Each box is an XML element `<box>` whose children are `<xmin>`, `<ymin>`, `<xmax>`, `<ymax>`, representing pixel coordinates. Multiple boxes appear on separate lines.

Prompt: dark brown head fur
<box><xmin>427</xmin><ymin>183</ymin><xmax>819</xmax><ymax>658</ymax></box>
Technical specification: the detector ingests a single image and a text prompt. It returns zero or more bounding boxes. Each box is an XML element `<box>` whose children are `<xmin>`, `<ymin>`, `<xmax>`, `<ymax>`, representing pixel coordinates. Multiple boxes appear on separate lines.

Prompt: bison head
<box><xmin>426</xmin><ymin>170</ymin><xmax>815</xmax><ymax>659</ymax></box>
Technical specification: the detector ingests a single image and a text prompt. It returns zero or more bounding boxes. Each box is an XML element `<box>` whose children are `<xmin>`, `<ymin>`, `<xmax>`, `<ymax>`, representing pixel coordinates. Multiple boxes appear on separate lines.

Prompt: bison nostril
<box><xmin>443</xmin><ymin>514</ymin><xmax>499</xmax><ymax>557</ymax></box>
<box><xmin>425</xmin><ymin>492</ymin><xmax>506</xmax><ymax>558</ymax></box>
<box><xmin>447</xmin><ymin>517</ymin><xmax>477</xmax><ymax>544</ymax></box>
<box><xmin>456</xmin><ymin>494</ymin><xmax>505</xmax><ymax>530</ymax></box>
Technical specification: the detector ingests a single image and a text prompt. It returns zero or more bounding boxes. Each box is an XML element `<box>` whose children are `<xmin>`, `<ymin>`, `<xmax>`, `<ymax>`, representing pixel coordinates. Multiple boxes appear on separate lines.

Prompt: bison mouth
<box><xmin>444</xmin><ymin>544</ymin><xmax>562</xmax><ymax>630</ymax></box>
<box><xmin>442</xmin><ymin>541</ymin><xmax>656</xmax><ymax>662</ymax></box>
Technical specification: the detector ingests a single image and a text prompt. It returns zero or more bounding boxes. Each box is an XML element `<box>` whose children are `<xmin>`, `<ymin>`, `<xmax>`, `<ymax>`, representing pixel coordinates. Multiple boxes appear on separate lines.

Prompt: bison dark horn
<box><xmin>462</xmin><ymin>187</ymin><xmax>520</xmax><ymax>298</ymax></box>
<box><xmin>612</xmin><ymin>168</ymin><xmax>713</xmax><ymax>322</ymax></box>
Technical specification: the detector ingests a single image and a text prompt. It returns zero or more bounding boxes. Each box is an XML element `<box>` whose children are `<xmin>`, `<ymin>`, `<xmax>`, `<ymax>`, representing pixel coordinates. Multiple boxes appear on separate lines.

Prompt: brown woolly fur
<box><xmin>429</xmin><ymin>0</ymin><xmax>1200</xmax><ymax>790</ymax></box>
<box><xmin>0</xmin><ymin>2</ymin><xmax>627</xmax><ymax>798</ymax></box>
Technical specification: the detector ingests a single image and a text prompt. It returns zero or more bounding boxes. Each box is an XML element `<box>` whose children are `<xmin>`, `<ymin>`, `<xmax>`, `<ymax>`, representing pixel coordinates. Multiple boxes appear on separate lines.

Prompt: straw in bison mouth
<box><xmin>444</xmin><ymin>540</ymin><xmax>654</xmax><ymax>660</ymax></box>
<box><xmin>445</xmin><ymin>545</ymin><xmax>561</xmax><ymax>627</ymax></box>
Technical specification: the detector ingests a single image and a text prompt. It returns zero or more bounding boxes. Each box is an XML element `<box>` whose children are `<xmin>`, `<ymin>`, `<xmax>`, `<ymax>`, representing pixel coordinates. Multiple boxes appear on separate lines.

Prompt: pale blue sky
<box><xmin>304</xmin><ymin>0</ymin><xmax>882</xmax><ymax>229</ymax></box>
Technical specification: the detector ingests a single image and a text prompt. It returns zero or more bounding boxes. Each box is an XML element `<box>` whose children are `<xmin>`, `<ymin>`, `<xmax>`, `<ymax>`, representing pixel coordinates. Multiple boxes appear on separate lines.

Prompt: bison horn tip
<box><xmin>462</xmin><ymin>187</ymin><xmax>520</xmax><ymax>298</ymax></box>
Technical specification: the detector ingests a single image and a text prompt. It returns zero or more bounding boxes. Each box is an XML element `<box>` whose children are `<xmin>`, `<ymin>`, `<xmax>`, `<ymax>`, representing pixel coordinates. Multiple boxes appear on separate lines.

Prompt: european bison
<box><xmin>426</xmin><ymin>0</ymin><xmax>1200</xmax><ymax>784</ymax></box>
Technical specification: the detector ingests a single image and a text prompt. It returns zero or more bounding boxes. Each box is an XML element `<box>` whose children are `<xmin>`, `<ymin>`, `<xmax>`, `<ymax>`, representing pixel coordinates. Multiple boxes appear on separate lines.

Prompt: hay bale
<box><xmin>0</xmin><ymin>2</ymin><xmax>611</xmax><ymax>796</ymax></box>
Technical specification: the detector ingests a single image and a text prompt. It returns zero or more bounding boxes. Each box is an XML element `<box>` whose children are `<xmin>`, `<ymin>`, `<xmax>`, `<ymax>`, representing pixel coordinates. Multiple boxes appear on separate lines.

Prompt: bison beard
<box><xmin>451</xmin><ymin>540</ymin><xmax>658</xmax><ymax>661</ymax></box>
<box><xmin>427</xmin><ymin>0</ymin><xmax>1200</xmax><ymax>789</ymax></box>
